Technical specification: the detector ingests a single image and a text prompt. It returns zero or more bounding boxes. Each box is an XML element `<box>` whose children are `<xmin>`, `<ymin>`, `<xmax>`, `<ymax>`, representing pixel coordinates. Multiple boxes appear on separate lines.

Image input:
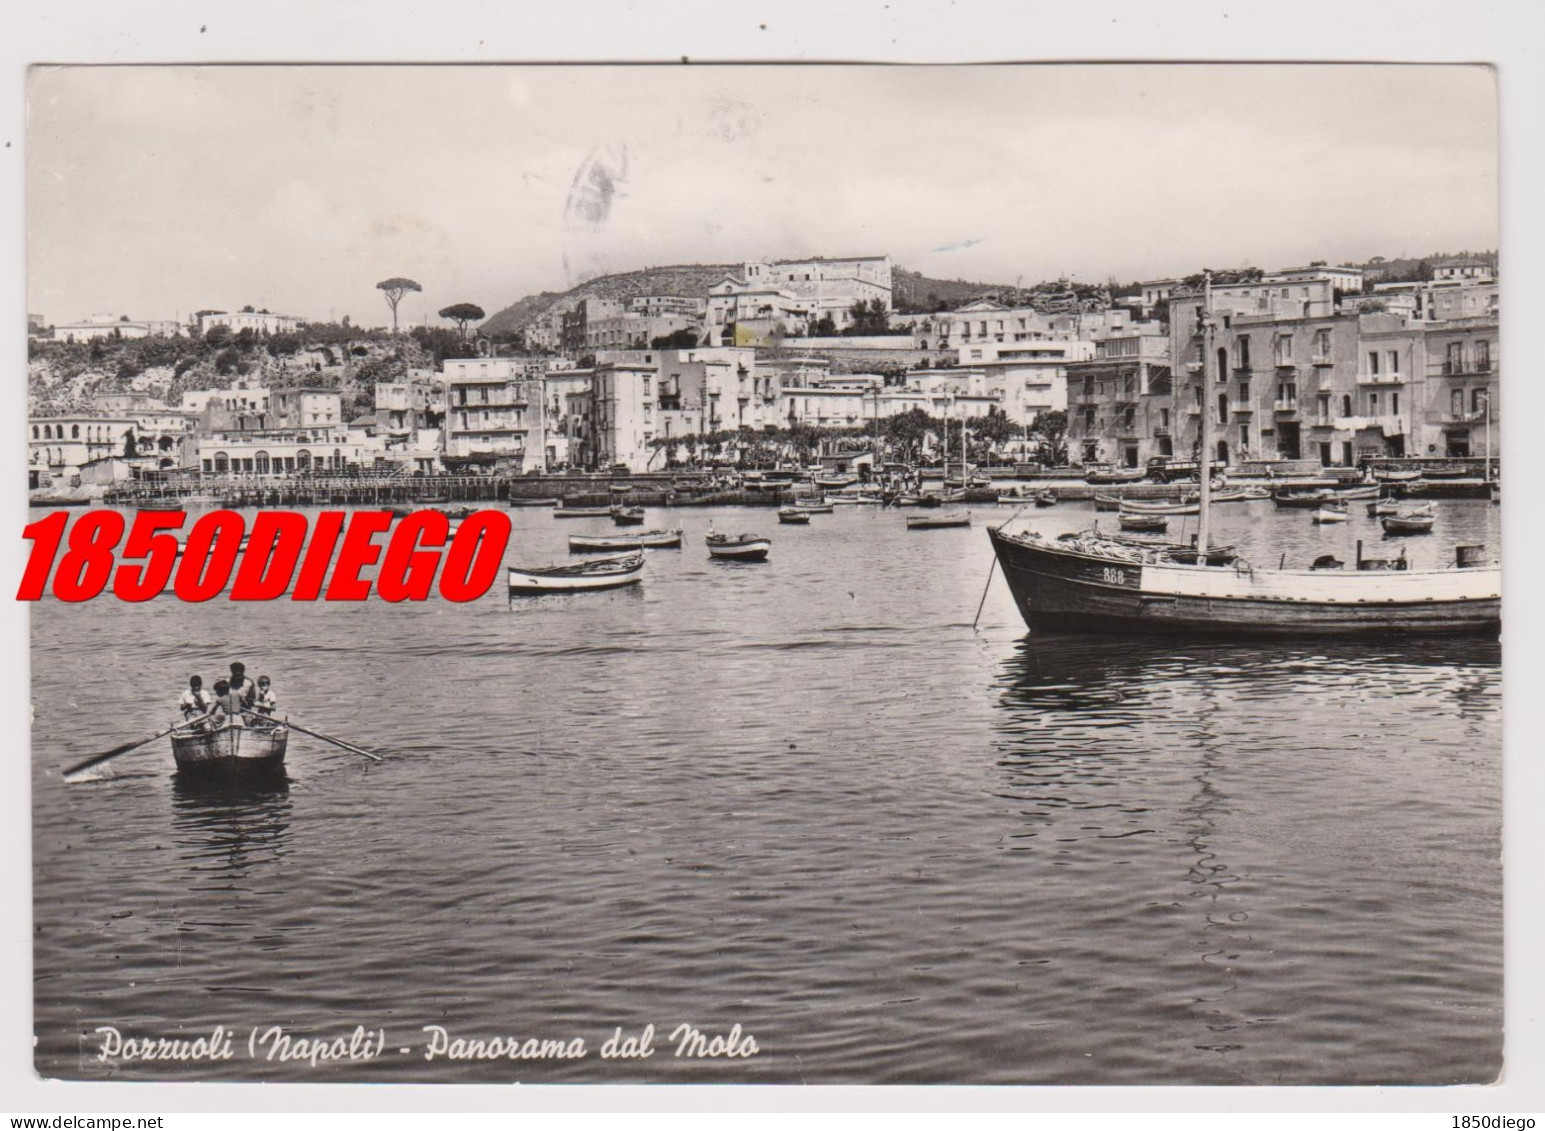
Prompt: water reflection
<box><xmin>170</xmin><ymin>776</ymin><xmax>292</xmax><ymax>886</ymax></box>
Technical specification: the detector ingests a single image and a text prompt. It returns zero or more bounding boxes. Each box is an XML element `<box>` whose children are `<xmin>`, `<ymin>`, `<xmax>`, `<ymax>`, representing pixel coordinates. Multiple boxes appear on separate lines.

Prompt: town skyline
<box><xmin>27</xmin><ymin>64</ymin><xmax>1497</xmax><ymax>328</ymax></box>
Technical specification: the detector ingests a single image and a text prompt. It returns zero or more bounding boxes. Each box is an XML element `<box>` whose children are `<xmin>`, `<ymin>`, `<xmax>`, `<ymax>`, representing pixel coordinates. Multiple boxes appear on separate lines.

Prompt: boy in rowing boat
<box><xmin>179</xmin><ymin>675</ymin><xmax>211</xmax><ymax>719</ymax></box>
<box><xmin>253</xmin><ymin>676</ymin><xmax>277</xmax><ymax>717</ymax></box>
<box><xmin>210</xmin><ymin>679</ymin><xmax>246</xmax><ymax>729</ymax></box>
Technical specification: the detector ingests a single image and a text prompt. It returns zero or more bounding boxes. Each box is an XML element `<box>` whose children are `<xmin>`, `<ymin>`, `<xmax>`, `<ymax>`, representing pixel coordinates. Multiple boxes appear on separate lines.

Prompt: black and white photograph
<box><xmin>6</xmin><ymin>25</ymin><xmax>1536</xmax><ymax>1112</ymax></box>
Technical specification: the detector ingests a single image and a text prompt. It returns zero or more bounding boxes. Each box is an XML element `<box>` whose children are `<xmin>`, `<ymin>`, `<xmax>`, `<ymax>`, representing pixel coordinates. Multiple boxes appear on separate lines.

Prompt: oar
<box><xmin>258</xmin><ymin>713</ymin><xmax>382</xmax><ymax>762</ymax></box>
<box><xmin>62</xmin><ymin>717</ymin><xmax>201</xmax><ymax>782</ymax></box>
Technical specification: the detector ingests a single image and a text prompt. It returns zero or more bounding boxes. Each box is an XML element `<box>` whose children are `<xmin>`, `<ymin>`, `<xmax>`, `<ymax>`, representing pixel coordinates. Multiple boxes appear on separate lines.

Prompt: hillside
<box><xmin>478</xmin><ymin>261</ymin><xmax>1101</xmax><ymax>335</ymax></box>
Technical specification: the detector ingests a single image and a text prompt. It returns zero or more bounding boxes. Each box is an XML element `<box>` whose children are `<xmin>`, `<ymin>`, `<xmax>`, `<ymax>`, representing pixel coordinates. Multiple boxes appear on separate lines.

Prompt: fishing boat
<box><xmin>706</xmin><ymin>532</ymin><xmax>772</xmax><ymax>561</ymax></box>
<box><xmin>609</xmin><ymin>483</ymin><xmax>633</xmax><ymax>495</ymax></box>
<box><xmin>170</xmin><ymin>718</ymin><xmax>288</xmax><ymax>781</ymax></box>
<box><xmin>986</xmin><ymin>274</ymin><xmax>1499</xmax><ymax>638</ymax></box>
<box><xmin>1382</xmin><ymin>512</ymin><xmax>1437</xmax><ymax>535</ymax></box>
<box><xmin>1271</xmin><ymin>489</ymin><xmax>1338</xmax><ymax>509</ymax></box>
<box><xmin>1368</xmin><ymin>497</ymin><xmax>1427</xmax><ymax>517</ymax></box>
<box><xmin>507</xmin><ymin>552</ymin><xmax>644</xmax><ymax>594</ymax></box>
<box><xmin>997</xmin><ymin>493</ymin><xmax>1033</xmax><ymax>505</ymax></box>
<box><xmin>568</xmin><ymin>529</ymin><xmax>683</xmax><ymax>552</ymax></box>
<box><xmin>778</xmin><ymin>507</ymin><xmax>812</xmax><ymax>525</ymax></box>
<box><xmin>1033</xmin><ymin>490</ymin><xmax>1058</xmax><ymax>508</ymax></box>
<box><xmin>907</xmin><ymin>512</ymin><xmax>971</xmax><ymax>530</ymax></box>
<box><xmin>611</xmin><ymin>506</ymin><xmax>647</xmax><ymax>526</ymax></box>
<box><xmin>1092</xmin><ymin>493</ymin><xmax>1124</xmax><ymax>512</ymax></box>
<box><xmin>813</xmin><ymin>475</ymin><xmax>858</xmax><ymax>490</ymax></box>
<box><xmin>1420</xmin><ymin>466</ymin><xmax>1471</xmax><ymax>480</ymax></box>
<box><xmin>508</xmin><ymin>497</ymin><xmax>562</xmax><ymax>507</ymax></box>
<box><xmin>1084</xmin><ymin>466</ymin><xmax>1147</xmax><ymax>485</ymax></box>
<box><xmin>1120</xmin><ymin>499</ymin><xmax>1199</xmax><ymax>516</ymax></box>
<box><xmin>1373</xmin><ymin>468</ymin><xmax>1422</xmax><ymax>483</ymax></box>
<box><xmin>552</xmin><ymin>507</ymin><xmax>614</xmax><ymax>518</ymax></box>
<box><xmin>1117</xmin><ymin>512</ymin><xmax>1168</xmax><ymax>533</ymax></box>
<box><xmin>1311</xmin><ymin>504</ymin><xmax>1349</xmax><ymax>524</ymax></box>
<box><xmin>1338</xmin><ymin>485</ymin><xmax>1380</xmax><ymax>500</ymax></box>
<box><xmin>831</xmin><ymin>495</ymin><xmax>881</xmax><ymax>506</ymax></box>
<box><xmin>433</xmin><ymin>505</ymin><xmax>477</xmax><ymax>520</ymax></box>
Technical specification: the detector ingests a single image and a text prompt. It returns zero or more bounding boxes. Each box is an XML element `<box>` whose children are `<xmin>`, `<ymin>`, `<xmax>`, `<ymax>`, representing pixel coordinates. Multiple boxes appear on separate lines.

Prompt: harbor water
<box><xmin>30</xmin><ymin>498</ymin><xmax>1503</xmax><ymax>1084</ymax></box>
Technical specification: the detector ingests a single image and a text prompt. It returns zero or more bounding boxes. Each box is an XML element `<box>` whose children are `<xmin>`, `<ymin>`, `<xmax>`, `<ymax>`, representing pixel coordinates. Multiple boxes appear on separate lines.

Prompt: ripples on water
<box><xmin>31</xmin><ymin>501</ymin><xmax>1501</xmax><ymax>1083</ymax></box>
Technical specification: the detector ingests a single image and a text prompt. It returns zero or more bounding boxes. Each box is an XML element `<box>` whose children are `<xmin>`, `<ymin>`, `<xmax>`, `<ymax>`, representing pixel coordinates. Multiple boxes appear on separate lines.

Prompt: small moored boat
<box><xmin>1120</xmin><ymin>499</ymin><xmax>1199</xmax><ymax>516</ymax></box>
<box><xmin>1211</xmin><ymin>486</ymin><xmax>1271</xmax><ymax>503</ymax></box>
<box><xmin>568</xmin><ymin>529</ymin><xmax>682</xmax><ymax>552</ymax></box>
<box><xmin>552</xmin><ymin>506</ymin><xmax>615</xmax><ymax>518</ymax></box>
<box><xmin>611</xmin><ymin>506</ymin><xmax>647</xmax><ymax>526</ymax></box>
<box><xmin>1033</xmin><ymin>490</ymin><xmax>1058</xmax><ymax>508</ymax></box>
<box><xmin>508</xmin><ymin>497</ymin><xmax>562</xmax><ymax>507</ymax></box>
<box><xmin>508</xmin><ymin>552</ymin><xmax>644</xmax><ymax>594</ymax></box>
<box><xmin>1382</xmin><ymin>512</ymin><xmax>1437</xmax><ymax>535</ymax></box>
<box><xmin>1312</xmin><ymin>504</ymin><xmax>1349</xmax><ymax>524</ymax></box>
<box><xmin>1084</xmin><ymin>466</ymin><xmax>1147</xmax><ymax>485</ymax></box>
<box><xmin>171</xmin><ymin>718</ymin><xmax>288</xmax><ymax>781</ymax></box>
<box><xmin>706</xmin><ymin>532</ymin><xmax>772</xmax><ymax>561</ymax></box>
<box><xmin>906</xmin><ymin>512</ymin><xmax>972</xmax><ymax>530</ymax></box>
<box><xmin>778</xmin><ymin>507</ymin><xmax>811</xmax><ymax>524</ymax></box>
<box><xmin>1272</xmin><ymin>489</ymin><xmax>1338</xmax><ymax>509</ymax></box>
<box><xmin>1118</xmin><ymin>512</ymin><xmax>1168</xmax><ymax>533</ymax></box>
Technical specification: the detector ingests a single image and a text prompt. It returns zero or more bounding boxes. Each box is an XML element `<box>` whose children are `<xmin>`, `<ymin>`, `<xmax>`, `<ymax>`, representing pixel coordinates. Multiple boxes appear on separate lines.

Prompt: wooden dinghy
<box><xmin>508</xmin><ymin>497</ymin><xmax>561</xmax><ymax>507</ymax></box>
<box><xmin>1338</xmin><ymin>486</ymin><xmax>1380</xmax><ymax>500</ymax></box>
<box><xmin>508</xmin><ymin>551</ymin><xmax>644</xmax><ymax>594</ymax></box>
<box><xmin>1120</xmin><ymin>498</ymin><xmax>1199</xmax><ymax>516</ymax></box>
<box><xmin>552</xmin><ymin>506</ymin><xmax>615</xmax><ymax>518</ymax></box>
<box><xmin>171</xmin><ymin>718</ymin><xmax>288</xmax><ymax>781</ymax></box>
<box><xmin>1033</xmin><ymin>490</ymin><xmax>1058</xmax><ymax>508</ymax></box>
<box><xmin>907</xmin><ymin>511</ymin><xmax>972</xmax><ymax>530</ymax></box>
<box><xmin>1109</xmin><ymin>534</ymin><xmax>1238</xmax><ymax>566</ymax></box>
<box><xmin>1117</xmin><ymin>512</ymin><xmax>1168</xmax><ymax>533</ymax></box>
<box><xmin>1271</xmin><ymin>489</ymin><xmax>1338</xmax><ymax>509</ymax></box>
<box><xmin>813</xmin><ymin>475</ymin><xmax>858</xmax><ymax>490</ymax></box>
<box><xmin>706</xmin><ymin>532</ymin><xmax>772</xmax><ymax>561</ymax></box>
<box><xmin>1312</xmin><ymin>504</ymin><xmax>1349</xmax><ymax>524</ymax></box>
<box><xmin>790</xmin><ymin>499</ymin><xmax>835</xmax><ymax>514</ymax></box>
<box><xmin>611</xmin><ymin>506</ymin><xmax>647</xmax><ymax>526</ymax></box>
<box><xmin>1374</xmin><ymin>468</ymin><xmax>1423</xmax><ymax>483</ymax></box>
<box><xmin>1092</xmin><ymin>493</ymin><xmax>1124</xmax><ymax>512</ymax></box>
<box><xmin>568</xmin><ymin>529</ymin><xmax>682</xmax><ymax>552</ymax></box>
<box><xmin>778</xmin><ymin>507</ymin><xmax>812</xmax><ymax>524</ymax></box>
<box><xmin>1382</xmin><ymin>512</ymin><xmax>1437</xmax><ymax>535</ymax></box>
<box><xmin>1211</xmin><ymin>487</ymin><xmax>1271</xmax><ymax>503</ymax></box>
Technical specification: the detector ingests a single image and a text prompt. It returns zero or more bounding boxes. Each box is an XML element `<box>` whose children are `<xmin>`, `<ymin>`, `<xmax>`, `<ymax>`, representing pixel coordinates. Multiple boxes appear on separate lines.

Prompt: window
<box><xmin>1452</xmin><ymin>389</ymin><xmax>1465</xmax><ymax>417</ymax></box>
<box><xmin>1369</xmin><ymin>393</ymin><xmax>1379</xmax><ymax>414</ymax></box>
<box><xmin>1276</xmin><ymin>335</ymin><xmax>1293</xmax><ymax>364</ymax></box>
<box><xmin>1367</xmin><ymin>351</ymin><xmax>1380</xmax><ymax>375</ymax></box>
<box><xmin>255</xmin><ymin>452</ymin><xmax>270</xmax><ymax>474</ymax></box>
<box><xmin>1447</xmin><ymin>341</ymin><xmax>1465</xmax><ymax>373</ymax></box>
<box><xmin>71</xmin><ymin>424</ymin><xmax>79</xmax><ymax>439</ymax></box>
<box><xmin>1236</xmin><ymin>336</ymin><xmax>1251</xmax><ymax>370</ymax></box>
<box><xmin>1342</xmin><ymin>394</ymin><xmax>1352</xmax><ymax>417</ymax></box>
<box><xmin>1218</xmin><ymin>393</ymin><xmax>1228</xmax><ymax>423</ymax></box>
<box><xmin>1472</xmin><ymin>388</ymin><xmax>1487</xmax><ymax>413</ymax></box>
<box><xmin>1388</xmin><ymin>350</ymin><xmax>1400</xmax><ymax>374</ymax></box>
<box><xmin>1475</xmin><ymin>340</ymin><xmax>1491</xmax><ymax>372</ymax></box>
<box><xmin>1314</xmin><ymin>329</ymin><xmax>1332</xmax><ymax>359</ymax></box>
<box><xmin>1160</xmin><ymin>408</ymin><xmax>1170</xmax><ymax>428</ymax></box>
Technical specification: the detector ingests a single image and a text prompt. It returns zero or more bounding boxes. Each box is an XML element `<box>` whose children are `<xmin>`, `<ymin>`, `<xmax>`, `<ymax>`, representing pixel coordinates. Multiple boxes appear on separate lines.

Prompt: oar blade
<box><xmin>62</xmin><ymin>739</ymin><xmax>150</xmax><ymax>781</ymax></box>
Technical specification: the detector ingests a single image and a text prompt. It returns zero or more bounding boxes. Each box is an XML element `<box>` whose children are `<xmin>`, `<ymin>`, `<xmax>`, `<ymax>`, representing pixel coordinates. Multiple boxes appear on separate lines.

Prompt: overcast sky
<box><xmin>26</xmin><ymin>63</ymin><xmax>1497</xmax><ymax>328</ymax></box>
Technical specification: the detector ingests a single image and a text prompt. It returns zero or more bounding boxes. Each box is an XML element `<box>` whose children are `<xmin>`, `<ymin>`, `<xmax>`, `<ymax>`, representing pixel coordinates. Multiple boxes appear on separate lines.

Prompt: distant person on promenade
<box><xmin>179</xmin><ymin>675</ymin><xmax>211</xmax><ymax>720</ymax></box>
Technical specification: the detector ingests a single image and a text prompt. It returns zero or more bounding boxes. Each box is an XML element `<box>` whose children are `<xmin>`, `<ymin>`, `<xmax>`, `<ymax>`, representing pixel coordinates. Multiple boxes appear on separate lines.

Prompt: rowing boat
<box><xmin>611</xmin><ymin>506</ymin><xmax>647</xmax><ymax>526</ymax></box>
<box><xmin>706</xmin><ymin>532</ymin><xmax>772</xmax><ymax>561</ymax></box>
<box><xmin>171</xmin><ymin>718</ymin><xmax>288</xmax><ymax>781</ymax></box>
<box><xmin>1117</xmin><ymin>512</ymin><xmax>1168</xmax><ymax>533</ymax></box>
<box><xmin>1382</xmin><ymin>512</ymin><xmax>1436</xmax><ymax>535</ymax></box>
<box><xmin>1120</xmin><ymin>499</ymin><xmax>1199</xmax><ymax>516</ymax></box>
<box><xmin>508</xmin><ymin>497</ymin><xmax>562</xmax><ymax>507</ymax></box>
<box><xmin>552</xmin><ymin>507</ymin><xmax>614</xmax><ymax>518</ymax></box>
<box><xmin>568</xmin><ymin>529</ymin><xmax>682</xmax><ymax>552</ymax></box>
<box><xmin>507</xmin><ymin>551</ymin><xmax>644</xmax><ymax>594</ymax></box>
<box><xmin>778</xmin><ymin>507</ymin><xmax>811</xmax><ymax>524</ymax></box>
<box><xmin>906</xmin><ymin>512</ymin><xmax>971</xmax><ymax>530</ymax></box>
<box><xmin>1312</xmin><ymin>505</ymin><xmax>1349</xmax><ymax>524</ymax></box>
<box><xmin>1271</xmin><ymin>489</ymin><xmax>1338</xmax><ymax>509</ymax></box>
<box><xmin>1033</xmin><ymin>490</ymin><xmax>1058</xmax><ymax>508</ymax></box>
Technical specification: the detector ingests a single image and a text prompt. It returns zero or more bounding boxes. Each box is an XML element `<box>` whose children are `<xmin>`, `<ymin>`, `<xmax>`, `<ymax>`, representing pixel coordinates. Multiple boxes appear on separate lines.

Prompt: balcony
<box><xmin>1356</xmin><ymin>372</ymin><xmax>1406</xmax><ymax>386</ymax></box>
<box><xmin>1431</xmin><ymin>360</ymin><xmax>1495</xmax><ymax>377</ymax></box>
<box><xmin>1336</xmin><ymin>415</ymin><xmax>1406</xmax><ymax>436</ymax></box>
<box><xmin>1274</xmin><ymin>361</ymin><xmax>1297</xmax><ymax>372</ymax></box>
<box><xmin>1429</xmin><ymin>411</ymin><xmax>1487</xmax><ymax>426</ymax></box>
<box><xmin>1273</xmin><ymin>400</ymin><xmax>1300</xmax><ymax>414</ymax></box>
<box><xmin>1152</xmin><ymin>427</ymin><xmax>1171</xmax><ymax>439</ymax></box>
<box><xmin>1230</xmin><ymin>402</ymin><xmax>1254</xmax><ymax>415</ymax></box>
<box><xmin>1311</xmin><ymin>353</ymin><xmax>1336</xmax><ymax>367</ymax></box>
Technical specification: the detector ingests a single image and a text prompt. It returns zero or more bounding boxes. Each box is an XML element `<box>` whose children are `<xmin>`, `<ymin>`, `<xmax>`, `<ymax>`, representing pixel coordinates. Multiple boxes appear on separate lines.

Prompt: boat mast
<box><xmin>1197</xmin><ymin>273</ymin><xmax>1214</xmax><ymax>563</ymax></box>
